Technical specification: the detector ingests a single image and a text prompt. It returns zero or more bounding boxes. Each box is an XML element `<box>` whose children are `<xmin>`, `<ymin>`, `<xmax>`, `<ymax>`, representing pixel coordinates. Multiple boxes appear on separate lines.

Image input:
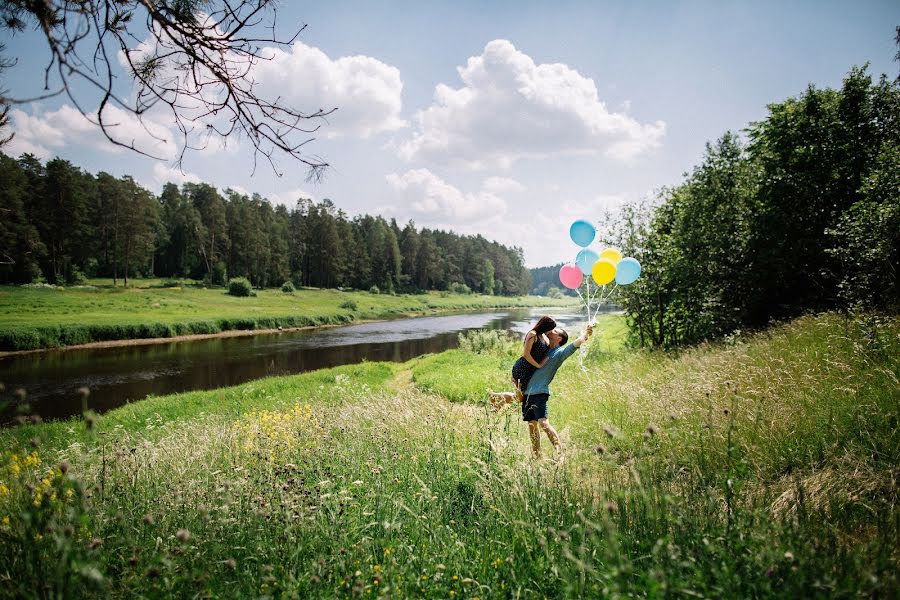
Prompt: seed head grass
<box><xmin>0</xmin><ymin>312</ymin><xmax>897</xmax><ymax>597</ymax></box>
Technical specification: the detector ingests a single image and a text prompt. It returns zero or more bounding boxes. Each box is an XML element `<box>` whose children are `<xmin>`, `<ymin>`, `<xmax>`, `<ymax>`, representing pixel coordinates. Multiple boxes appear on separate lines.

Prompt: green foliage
<box><xmin>280</xmin><ymin>280</ymin><xmax>295</xmax><ymax>294</ymax></box>
<box><xmin>368</xmin><ymin>285</ymin><xmax>380</xmax><ymax>294</ymax></box>
<box><xmin>339</xmin><ymin>299</ymin><xmax>358</xmax><ymax>311</ymax></box>
<box><xmin>227</xmin><ymin>277</ymin><xmax>252</xmax><ymax>297</ymax></box>
<box><xmin>616</xmin><ymin>66</ymin><xmax>900</xmax><ymax>348</ymax></box>
<box><xmin>448</xmin><ymin>281</ymin><xmax>471</xmax><ymax>295</ymax></box>
<box><xmin>827</xmin><ymin>143</ymin><xmax>900</xmax><ymax>311</ymax></box>
<box><xmin>456</xmin><ymin>328</ymin><xmax>516</xmax><ymax>356</ymax></box>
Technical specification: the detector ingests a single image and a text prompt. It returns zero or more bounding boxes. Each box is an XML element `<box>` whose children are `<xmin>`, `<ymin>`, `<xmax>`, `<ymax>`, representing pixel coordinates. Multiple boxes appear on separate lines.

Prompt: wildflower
<box><xmin>175</xmin><ymin>528</ymin><xmax>191</xmax><ymax>542</ymax></box>
<box><xmin>1</xmin><ymin>516</ymin><xmax>9</xmax><ymax>526</ymax></box>
<box><xmin>452</xmin><ymin>575</ymin><xmax>458</xmax><ymax>580</ymax></box>
<box><xmin>383</xmin><ymin>548</ymin><xmax>391</xmax><ymax>555</ymax></box>
<box><xmin>0</xmin><ymin>484</ymin><xmax>8</xmax><ymax>497</ymax></box>
<box><xmin>373</xmin><ymin>573</ymin><xmax>383</xmax><ymax>585</ymax></box>
<box><xmin>373</xmin><ymin>565</ymin><xmax>381</xmax><ymax>572</ymax></box>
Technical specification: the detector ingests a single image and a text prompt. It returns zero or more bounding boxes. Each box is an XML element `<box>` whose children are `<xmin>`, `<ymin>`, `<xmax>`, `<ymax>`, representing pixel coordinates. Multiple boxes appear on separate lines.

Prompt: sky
<box><xmin>2</xmin><ymin>0</ymin><xmax>898</xmax><ymax>267</ymax></box>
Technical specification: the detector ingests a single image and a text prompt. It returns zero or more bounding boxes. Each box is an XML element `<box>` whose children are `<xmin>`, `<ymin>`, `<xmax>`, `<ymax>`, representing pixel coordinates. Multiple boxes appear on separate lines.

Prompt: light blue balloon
<box><xmin>575</xmin><ymin>249</ymin><xmax>599</xmax><ymax>275</ymax></box>
<box><xmin>569</xmin><ymin>220</ymin><xmax>596</xmax><ymax>247</ymax></box>
<box><xmin>615</xmin><ymin>257</ymin><xmax>641</xmax><ymax>285</ymax></box>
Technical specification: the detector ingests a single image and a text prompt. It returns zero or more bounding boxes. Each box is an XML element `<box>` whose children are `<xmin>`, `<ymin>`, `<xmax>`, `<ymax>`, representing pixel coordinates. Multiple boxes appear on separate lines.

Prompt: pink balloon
<box><xmin>559</xmin><ymin>263</ymin><xmax>583</xmax><ymax>290</ymax></box>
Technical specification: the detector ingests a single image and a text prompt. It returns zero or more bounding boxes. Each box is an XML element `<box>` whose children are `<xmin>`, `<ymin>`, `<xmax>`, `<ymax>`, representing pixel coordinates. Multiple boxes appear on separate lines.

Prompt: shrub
<box><xmin>281</xmin><ymin>281</ymin><xmax>296</xmax><ymax>294</ymax></box>
<box><xmin>211</xmin><ymin>262</ymin><xmax>228</xmax><ymax>286</ymax></box>
<box><xmin>369</xmin><ymin>285</ymin><xmax>380</xmax><ymax>294</ymax></box>
<box><xmin>340</xmin><ymin>300</ymin><xmax>358</xmax><ymax>311</ymax></box>
<box><xmin>448</xmin><ymin>282</ymin><xmax>471</xmax><ymax>295</ymax></box>
<box><xmin>457</xmin><ymin>329</ymin><xmax>516</xmax><ymax>357</ymax></box>
<box><xmin>227</xmin><ymin>277</ymin><xmax>252</xmax><ymax>297</ymax></box>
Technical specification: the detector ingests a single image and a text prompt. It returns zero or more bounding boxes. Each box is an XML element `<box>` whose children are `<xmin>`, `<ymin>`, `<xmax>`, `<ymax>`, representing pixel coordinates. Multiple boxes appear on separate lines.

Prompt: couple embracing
<box><xmin>494</xmin><ymin>315</ymin><xmax>592</xmax><ymax>459</ymax></box>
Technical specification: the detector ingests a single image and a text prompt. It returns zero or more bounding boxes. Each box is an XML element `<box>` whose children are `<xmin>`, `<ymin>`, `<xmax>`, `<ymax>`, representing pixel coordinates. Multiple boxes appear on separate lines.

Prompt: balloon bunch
<box><xmin>559</xmin><ymin>219</ymin><xmax>641</xmax><ymax>325</ymax></box>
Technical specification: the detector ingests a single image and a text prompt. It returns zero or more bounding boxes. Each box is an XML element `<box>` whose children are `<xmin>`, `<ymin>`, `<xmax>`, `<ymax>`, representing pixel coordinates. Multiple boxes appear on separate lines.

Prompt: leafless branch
<box><xmin>0</xmin><ymin>1</ymin><xmax>335</xmax><ymax>178</ymax></box>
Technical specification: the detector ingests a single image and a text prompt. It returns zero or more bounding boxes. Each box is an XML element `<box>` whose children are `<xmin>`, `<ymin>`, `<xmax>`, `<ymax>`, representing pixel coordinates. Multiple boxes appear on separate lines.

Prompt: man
<box><xmin>522</xmin><ymin>324</ymin><xmax>592</xmax><ymax>459</ymax></box>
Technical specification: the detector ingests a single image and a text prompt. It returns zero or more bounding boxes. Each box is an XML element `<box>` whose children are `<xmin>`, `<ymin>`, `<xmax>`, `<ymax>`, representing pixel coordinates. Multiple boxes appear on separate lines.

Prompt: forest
<box><xmin>0</xmin><ymin>157</ymin><xmax>531</xmax><ymax>295</ymax></box>
<box><xmin>610</xmin><ymin>66</ymin><xmax>899</xmax><ymax>347</ymax></box>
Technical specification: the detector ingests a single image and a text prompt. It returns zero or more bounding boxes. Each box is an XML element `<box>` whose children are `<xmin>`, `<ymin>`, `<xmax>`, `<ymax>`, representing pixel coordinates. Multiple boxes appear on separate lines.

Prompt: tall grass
<box><xmin>0</xmin><ymin>312</ymin><xmax>897</xmax><ymax>597</ymax></box>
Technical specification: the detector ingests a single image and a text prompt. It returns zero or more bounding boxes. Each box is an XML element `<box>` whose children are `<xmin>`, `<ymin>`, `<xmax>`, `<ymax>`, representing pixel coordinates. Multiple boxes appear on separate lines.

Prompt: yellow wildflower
<box><xmin>0</xmin><ymin>483</ymin><xmax>9</xmax><ymax>497</ymax></box>
<box><xmin>1</xmin><ymin>516</ymin><xmax>9</xmax><ymax>526</ymax></box>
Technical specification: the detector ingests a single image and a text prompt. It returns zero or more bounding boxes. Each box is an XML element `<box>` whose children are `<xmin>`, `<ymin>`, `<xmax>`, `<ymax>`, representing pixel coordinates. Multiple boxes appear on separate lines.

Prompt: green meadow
<box><xmin>0</xmin><ymin>282</ymin><xmax>572</xmax><ymax>351</ymax></box>
<box><xmin>1</xmin><ymin>311</ymin><xmax>897</xmax><ymax>598</ymax></box>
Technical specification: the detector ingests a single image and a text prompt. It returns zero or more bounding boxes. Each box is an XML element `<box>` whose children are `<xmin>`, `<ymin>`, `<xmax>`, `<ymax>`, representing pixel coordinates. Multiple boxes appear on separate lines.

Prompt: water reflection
<box><xmin>0</xmin><ymin>306</ymin><xmax>604</xmax><ymax>423</ymax></box>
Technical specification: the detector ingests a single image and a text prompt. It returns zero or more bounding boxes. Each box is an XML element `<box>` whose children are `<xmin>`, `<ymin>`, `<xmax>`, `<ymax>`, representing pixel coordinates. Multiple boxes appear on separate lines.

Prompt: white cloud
<box><xmin>398</xmin><ymin>39</ymin><xmax>665</xmax><ymax>168</ymax></box>
<box><xmin>253</xmin><ymin>42</ymin><xmax>406</xmax><ymax>138</ymax></box>
<box><xmin>267</xmin><ymin>187</ymin><xmax>317</xmax><ymax>207</ymax></box>
<box><xmin>148</xmin><ymin>163</ymin><xmax>202</xmax><ymax>191</ymax></box>
<box><xmin>386</xmin><ymin>168</ymin><xmax>507</xmax><ymax>222</ymax></box>
<box><xmin>483</xmin><ymin>176</ymin><xmax>526</xmax><ymax>193</ymax></box>
<box><xmin>7</xmin><ymin>104</ymin><xmax>176</xmax><ymax>160</ymax></box>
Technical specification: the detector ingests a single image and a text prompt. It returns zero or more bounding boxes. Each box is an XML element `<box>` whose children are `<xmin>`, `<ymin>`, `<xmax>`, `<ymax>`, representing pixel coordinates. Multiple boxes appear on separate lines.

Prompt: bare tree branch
<box><xmin>0</xmin><ymin>1</ymin><xmax>335</xmax><ymax>179</ymax></box>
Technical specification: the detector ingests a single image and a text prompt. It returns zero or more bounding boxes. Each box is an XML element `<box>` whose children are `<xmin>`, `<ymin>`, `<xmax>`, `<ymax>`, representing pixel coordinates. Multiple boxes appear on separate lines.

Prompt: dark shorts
<box><xmin>522</xmin><ymin>393</ymin><xmax>550</xmax><ymax>422</ymax></box>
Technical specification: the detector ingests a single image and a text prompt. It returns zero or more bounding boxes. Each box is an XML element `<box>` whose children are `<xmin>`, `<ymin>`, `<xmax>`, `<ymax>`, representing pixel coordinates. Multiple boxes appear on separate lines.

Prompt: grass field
<box><xmin>0</xmin><ymin>282</ymin><xmax>573</xmax><ymax>351</ymax></box>
<box><xmin>1</xmin><ymin>312</ymin><xmax>897</xmax><ymax>598</ymax></box>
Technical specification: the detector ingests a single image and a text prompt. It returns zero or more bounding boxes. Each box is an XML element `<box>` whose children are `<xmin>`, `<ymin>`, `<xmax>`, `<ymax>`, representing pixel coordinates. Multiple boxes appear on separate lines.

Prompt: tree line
<box><xmin>614</xmin><ymin>66</ymin><xmax>899</xmax><ymax>348</ymax></box>
<box><xmin>0</xmin><ymin>154</ymin><xmax>531</xmax><ymax>295</ymax></box>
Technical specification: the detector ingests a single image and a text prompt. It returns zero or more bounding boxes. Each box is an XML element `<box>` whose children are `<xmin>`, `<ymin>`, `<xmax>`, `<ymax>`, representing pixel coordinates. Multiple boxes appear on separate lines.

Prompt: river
<box><xmin>0</xmin><ymin>307</ymin><xmax>602</xmax><ymax>424</ymax></box>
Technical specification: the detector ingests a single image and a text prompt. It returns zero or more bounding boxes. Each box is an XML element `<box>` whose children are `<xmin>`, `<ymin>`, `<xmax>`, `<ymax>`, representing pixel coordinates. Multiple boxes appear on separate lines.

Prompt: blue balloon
<box><xmin>614</xmin><ymin>257</ymin><xmax>641</xmax><ymax>285</ymax></box>
<box><xmin>575</xmin><ymin>249</ymin><xmax>599</xmax><ymax>275</ymax></box>
<box><xmin>569</xmin><ymin>220</ymin><xmax>596</xmax><ymax>247</ymax></box>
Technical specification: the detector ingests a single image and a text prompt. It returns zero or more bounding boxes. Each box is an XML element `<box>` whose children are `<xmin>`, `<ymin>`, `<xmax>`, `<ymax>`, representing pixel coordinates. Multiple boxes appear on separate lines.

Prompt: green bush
<box><xmin>369</xmin><ymin>285</ymin><xmax>380</xmax><ymax>294</ymax></box>
<box><xmin>227</xmin><ymin>277</ymin><xmax>252</xmax><ymax>297</ymax></box>
<box><xmin>457</xmin><ymin>329</ymin><xmax>516</xmax><ymax>357</ymax></box>
<box><xmin>448</xmin><ymin>281</ymin><xmax>471</xmax><ymax>295</ymax></box>
<box><xmin>281</xmin><ymin>281</ymin><xmax>296</xmax><ymax>294</ymax></box>
<box><xmin>339</xmin><ymin>300</ymin><xmax>358</xmax><ymax>311</ymax></box>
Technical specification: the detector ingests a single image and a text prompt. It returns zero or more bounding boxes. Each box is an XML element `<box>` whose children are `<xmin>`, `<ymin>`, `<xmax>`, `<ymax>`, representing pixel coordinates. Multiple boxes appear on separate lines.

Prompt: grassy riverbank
<box><xmin>0</xmin><ymin>282</ymin><xmax>573</xmax><ymax>351</ymax></box>
<box><xmin>1</xmin><ymin>312</ymin><xmax>897</xmax><ymax>598</ymax></box>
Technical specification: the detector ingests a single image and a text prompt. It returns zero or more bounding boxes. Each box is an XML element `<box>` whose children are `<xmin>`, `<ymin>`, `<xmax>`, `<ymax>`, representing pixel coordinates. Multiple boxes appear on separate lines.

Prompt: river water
<box><xmin>1</xmin><ymin>307</ymin><xmax>599</xmax><ymax>423</ymax></box>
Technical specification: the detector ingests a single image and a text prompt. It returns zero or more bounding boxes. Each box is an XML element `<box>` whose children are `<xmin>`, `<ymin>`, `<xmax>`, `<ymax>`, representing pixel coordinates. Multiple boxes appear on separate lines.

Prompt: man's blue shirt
<box><xmin>523</xmin><ymin>343</ymin><xmax>578</xmax><ymax>396</ymax></box>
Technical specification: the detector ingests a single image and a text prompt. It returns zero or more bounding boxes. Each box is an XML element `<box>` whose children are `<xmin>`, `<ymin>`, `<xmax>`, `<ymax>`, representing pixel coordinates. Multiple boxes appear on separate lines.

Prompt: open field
<box><xmin>1</xmin><ymin>312</ymin><xmax>897</xmax><ymax>597</ymax></box>
<box><xmin>0</xmin><ymin>282</ymin><xmax>574</xmax><ymax>351</ymax></box>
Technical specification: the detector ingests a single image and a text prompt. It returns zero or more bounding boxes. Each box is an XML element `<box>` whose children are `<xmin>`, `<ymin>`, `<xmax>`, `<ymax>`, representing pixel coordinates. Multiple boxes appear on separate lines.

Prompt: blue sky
<box><xmin>3</xmin><ymin>0</ymin><xmax>898</xmax><ymax>266</ymax></box>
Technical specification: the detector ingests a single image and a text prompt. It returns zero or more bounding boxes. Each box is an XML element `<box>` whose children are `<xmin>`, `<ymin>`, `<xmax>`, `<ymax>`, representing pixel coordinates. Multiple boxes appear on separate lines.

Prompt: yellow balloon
<box><xmin>592</xmin><ymin>258</ymin><xmax>616</xmax><ymax>285</ymax></box>
<box><xmin>600</xmin><ymin>248</ymin><xmax>623</xmax><ymax>264</ymax></box>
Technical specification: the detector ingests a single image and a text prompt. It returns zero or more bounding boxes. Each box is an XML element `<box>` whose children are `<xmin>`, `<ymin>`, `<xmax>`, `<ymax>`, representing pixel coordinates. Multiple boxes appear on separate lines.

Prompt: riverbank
<box><xmin>1</xmin><ymin>312</ymin><xmax>896</xmax><ymax>597</ymax></box>
<box><xmin>0</xmin><ymin>283</ymin><xmax>576</xmax><ymax>351</ymax></box>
